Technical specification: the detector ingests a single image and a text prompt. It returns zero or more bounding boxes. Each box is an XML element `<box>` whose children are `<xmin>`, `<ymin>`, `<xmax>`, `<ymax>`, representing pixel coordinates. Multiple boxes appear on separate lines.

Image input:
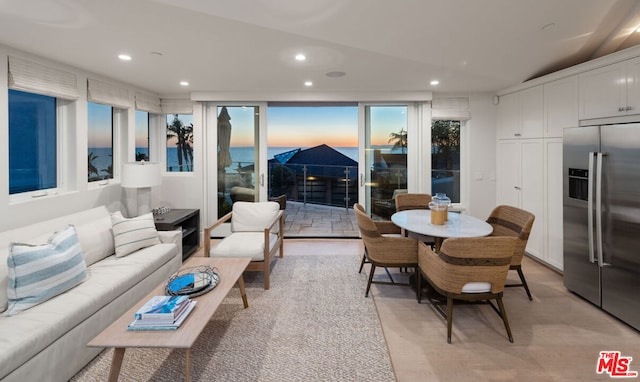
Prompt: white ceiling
<box><xmin>1</xmin><ymin>0</ymin><xmax>640</xmax><ymax>97</ymax></box>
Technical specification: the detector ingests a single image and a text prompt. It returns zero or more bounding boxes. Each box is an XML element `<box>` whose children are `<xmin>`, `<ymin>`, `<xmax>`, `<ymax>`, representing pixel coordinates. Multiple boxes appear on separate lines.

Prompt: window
<box><xmin>87</xmin><ymin>102</ymin><xmax>114</xmax><ymax>182</ymax></box>
<box><xmin>8</xmin><ymin>89</ymin><xmax>57</xmax><ymax>194</ymax></box>
<box><xmin>431</xmin><ymin>120</ymin><xmax>461</xmax><ymax>203</ymax></box>
<box><xmin>135</xmin><ymin>110</ymin><xmax>150</xmax><ymax>161</ymax></box>
<box><xmin>166</xmin><ymin>114</ymin><xmax>193</xmax><ymax>172</ymax></box>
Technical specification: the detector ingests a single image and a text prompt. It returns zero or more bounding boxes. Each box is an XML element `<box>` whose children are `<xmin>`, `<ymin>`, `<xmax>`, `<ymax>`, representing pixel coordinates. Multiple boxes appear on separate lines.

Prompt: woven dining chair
<box><xmin>353</xmin><ymin>203</ymin><xmax>418</xmax><ymax>297</ymax></box>
<box><xmin>416</xmin><ymin>237</ymin><xmax>518</xmax><ymax>343</ymax></box>
<box><xmin>354</xmin><ymin>203</ymin><xmax>402</xmax><ymax>278</ymax></box>
<box><xmin>395</xmin><ymin>193</ymin><xmax>436</xmax><ymax>251</ymax></box>
<box><xmin>395</xmin><ymin>193</ymin><xmax>432</xmax><ymax>211</ymax></box>
<box><xmin>486</xmin><ymin>205</ymin><xmax>536</xmax><ymax>300</ymax></box>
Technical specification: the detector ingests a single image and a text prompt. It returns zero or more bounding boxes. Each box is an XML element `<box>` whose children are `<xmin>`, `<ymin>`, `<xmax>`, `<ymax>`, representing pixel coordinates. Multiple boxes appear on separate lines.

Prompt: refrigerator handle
<box><xmin>587</xmin><ymin>152</ymin><xmax>596</xmax><ymax>264</ymax></box>
<box><xmin>595</xmin><ymin>152</ymin><xmax>605</xmax><ymax>267</ymax></box>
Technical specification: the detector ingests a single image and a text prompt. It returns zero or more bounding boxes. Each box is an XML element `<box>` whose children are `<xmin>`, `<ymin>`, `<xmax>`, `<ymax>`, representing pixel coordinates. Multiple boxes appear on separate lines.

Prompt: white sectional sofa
<box><xmin>0</xmin><ymin>206</ymin><xmax>182</xmax><ymax>382</ymax></box>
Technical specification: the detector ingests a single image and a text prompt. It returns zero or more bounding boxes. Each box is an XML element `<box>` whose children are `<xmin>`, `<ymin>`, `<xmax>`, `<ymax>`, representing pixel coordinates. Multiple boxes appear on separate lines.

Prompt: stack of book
<box><xmin>127</xmin><ymin>295</ymin><xmax>196</xmax><ymax>331</ymax></box>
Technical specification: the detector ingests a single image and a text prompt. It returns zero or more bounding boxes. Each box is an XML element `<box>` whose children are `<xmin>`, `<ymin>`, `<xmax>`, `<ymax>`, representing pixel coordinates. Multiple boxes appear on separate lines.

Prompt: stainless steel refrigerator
<box><xmin>563</xmin><ymin>123</ymin><xmax>640</xmax><ymax>331</ymax></box>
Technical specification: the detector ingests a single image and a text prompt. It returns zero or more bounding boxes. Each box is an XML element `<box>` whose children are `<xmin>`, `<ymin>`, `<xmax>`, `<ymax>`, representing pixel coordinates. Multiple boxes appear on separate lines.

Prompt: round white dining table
<box><xmin>391</xmin><ymin>209</ymin><xmax>493</xmax><ymax>252</ymax></box>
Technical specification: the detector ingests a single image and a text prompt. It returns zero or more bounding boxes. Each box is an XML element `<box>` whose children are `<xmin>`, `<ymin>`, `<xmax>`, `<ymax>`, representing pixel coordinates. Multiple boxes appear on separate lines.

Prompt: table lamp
<box><xmin>121</xmin><ymin>161</ymin><xmax>162</xmax><ymax>217</ymax></box>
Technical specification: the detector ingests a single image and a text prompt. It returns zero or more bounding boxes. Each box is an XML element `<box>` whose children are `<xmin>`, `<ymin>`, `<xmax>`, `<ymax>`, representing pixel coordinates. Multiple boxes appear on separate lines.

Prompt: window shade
<box><xmin>161</xmin><ymin>98</ymin><xmax>193</xmax><ymax>115</ymax></box>
<box><xmin>87</xmin><ymin>78</ymin><xmax>130</xmax><ymax>109</ymax></box>
<box><xmin>8</xmin><ymin>56</ymin><xmax>79</xmax><ymax>99</ymax></box>
<box><xmin>135</xmin><ymin>93</ymin><xmax>162</xmax><ymax>113</ymax></box>
<box><xmin>431</xmin><ymin>97</ymin><xmax>470</xmax><ymax>120</ymax></box>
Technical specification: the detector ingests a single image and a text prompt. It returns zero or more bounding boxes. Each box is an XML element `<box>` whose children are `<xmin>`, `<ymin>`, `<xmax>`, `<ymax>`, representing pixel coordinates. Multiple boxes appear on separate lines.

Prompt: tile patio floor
<box><xmin>283</xmin><ymin>201</ymin><xmax>359</xmax><ymax>237</ymax></box>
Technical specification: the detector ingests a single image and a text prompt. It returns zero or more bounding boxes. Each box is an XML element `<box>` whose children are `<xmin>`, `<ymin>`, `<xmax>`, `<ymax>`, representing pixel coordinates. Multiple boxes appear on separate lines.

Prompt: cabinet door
<box><xmin>625</xmin><ymin>56</ymin><xmax>640</xmax><ymax>116</ymax></box>
<box><xmin>520</xmin><ymin>139</ymin><xmax>544</xmax><ymax>258</ymax></box>
<box><xmin>544</xmin><ymin>138</ymin><xmax>563</xmax><ymax>270</ymax></box>
<box><xmin>497</xmin><ymin>140</ymin><xmax>521</xmax><ymax>207</ymax></box>
<box><xmin>497</xmin><ymin>93</ymin><xmax>518</xmax><ymax>139</ymax></box>
<box><xmin>544</xmin><ymin>76</ymin><xmax>578</xmax><ymax>137</ymax></box>
<box><xmin>519</xmin><ymin>86</ymin><xmax>544</xmax><ymax>138</ymax></box>
<box><xmin>579</xmin><ymin>62</ymin><xmax>626</xmax><ymax>120</ymax></box>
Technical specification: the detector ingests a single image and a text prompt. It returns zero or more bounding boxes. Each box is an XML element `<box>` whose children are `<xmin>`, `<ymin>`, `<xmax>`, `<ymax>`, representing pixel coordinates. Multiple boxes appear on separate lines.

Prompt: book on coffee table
<box><xmin>127</xmin><ymin>300</ymin><xmax>197</xmax><ymax>331</ymax></box>
<box><xmin>134</xmin><ymin>295</ymin><xmax>190</xmax><ymax>322</ymax></box>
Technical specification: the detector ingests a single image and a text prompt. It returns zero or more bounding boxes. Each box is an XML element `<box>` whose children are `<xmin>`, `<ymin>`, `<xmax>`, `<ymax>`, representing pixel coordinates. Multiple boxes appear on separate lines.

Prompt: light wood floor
<box><xmin>279</xmin><ymin>239</ymin><xmax>640</xmax><ymax>382</ymax></box>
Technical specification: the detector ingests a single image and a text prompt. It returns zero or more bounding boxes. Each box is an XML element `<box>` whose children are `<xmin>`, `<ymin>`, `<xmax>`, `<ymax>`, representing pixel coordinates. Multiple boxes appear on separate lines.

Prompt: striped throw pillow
<box><xmin>6</xmin><ymin>225</ymin><xmax>88</xmax><ymax>316</ymax></box>
<box><xmin>111</xmin><ymin>212</ymin><xmax>160</xmax><ymax>257</ymax></box>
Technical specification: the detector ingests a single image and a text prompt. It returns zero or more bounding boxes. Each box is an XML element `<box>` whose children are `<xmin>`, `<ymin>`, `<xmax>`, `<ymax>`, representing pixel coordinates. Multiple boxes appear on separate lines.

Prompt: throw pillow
<box><xmin>6</xmin><ymin>225</ymin><xmax>88</xmax><ymax>316</ymax></box>
<box><xmin>111</xmin><ymin>212</ymin><xmax>160</xmax><ymax>257</ymax></box>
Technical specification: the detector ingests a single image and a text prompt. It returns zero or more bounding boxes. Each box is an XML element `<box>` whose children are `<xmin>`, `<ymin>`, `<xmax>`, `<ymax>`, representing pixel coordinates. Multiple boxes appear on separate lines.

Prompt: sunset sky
<box><xmin>222</xmin><ymin>105</ymin><xmax>407</xmax><ymax>148</ymax></box>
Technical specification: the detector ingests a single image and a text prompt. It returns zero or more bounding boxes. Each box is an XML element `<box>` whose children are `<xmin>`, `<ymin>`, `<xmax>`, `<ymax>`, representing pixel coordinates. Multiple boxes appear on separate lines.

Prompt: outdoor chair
<box><xmin>486</xmin><ymin>205</ymin><xmax>536</xmax><ymax>300</ymax></box>
<box><xmin>416</xmin><ymin>237</ymin><xmax>518</xmax><ymax>343</ymax></box>
<box><xmin>353</xmin><ymin>203</ymin><xmax>418</xmax><ymax>297</ymax></box>
<box><xmin>204</xmin><ymin>201</ymin><xmax>284</xmax><ymax>290</ymax></box>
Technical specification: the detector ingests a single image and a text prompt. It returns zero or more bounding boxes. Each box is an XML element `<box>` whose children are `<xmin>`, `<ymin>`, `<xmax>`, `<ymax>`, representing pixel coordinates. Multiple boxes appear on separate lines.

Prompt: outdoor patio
<box><xmin>283</xmin><ymin>201</ymin><xmax>359</xmax><ymax>237</ymax></box>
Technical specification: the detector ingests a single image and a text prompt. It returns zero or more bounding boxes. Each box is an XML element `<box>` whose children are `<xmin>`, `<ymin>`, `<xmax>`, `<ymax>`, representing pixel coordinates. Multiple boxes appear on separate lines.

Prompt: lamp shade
<box><xmin>121</xmin><ymin>162</ymin><xmax>162</xmax><ymax>188</ymax></box>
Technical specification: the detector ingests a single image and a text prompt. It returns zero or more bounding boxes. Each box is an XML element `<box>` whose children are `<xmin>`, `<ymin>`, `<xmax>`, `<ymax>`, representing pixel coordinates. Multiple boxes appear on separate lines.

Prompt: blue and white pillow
<box><xmin>6</xmin><ymin>225</ymin><xmax>88</xmax><ymax>316</ymax></box>
<box><xmin>111</xmin><ymin>212</ymin><xmax>160</xmax><ymax>257</ymax></box>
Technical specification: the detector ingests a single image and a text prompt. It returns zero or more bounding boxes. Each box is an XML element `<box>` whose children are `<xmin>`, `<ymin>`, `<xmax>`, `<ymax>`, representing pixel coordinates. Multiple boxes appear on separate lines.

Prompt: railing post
<box><xmin>344</xmin><ymin>166</ymin><xmax>350</xmax><ymax>210</ymax></box>
<box><xmin>303</xmin><ymin>164</ymin><xmax>307</xmax><ymax>206</ymax></box>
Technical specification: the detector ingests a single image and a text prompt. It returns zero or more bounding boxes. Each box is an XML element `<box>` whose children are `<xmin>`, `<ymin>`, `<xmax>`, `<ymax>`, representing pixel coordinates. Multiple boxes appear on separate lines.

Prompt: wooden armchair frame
<box><xmin>204</xmin><ymin>207</ymin><xmax>284</xmax><ymax>290</ymax></box>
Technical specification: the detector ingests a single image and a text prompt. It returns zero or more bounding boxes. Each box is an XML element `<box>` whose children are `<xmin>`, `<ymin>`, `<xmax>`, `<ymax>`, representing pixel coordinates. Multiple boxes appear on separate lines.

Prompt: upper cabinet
<box><xmin>497</xmin><ymin>85</ymin><xmax>543</xmax><ymax>139</ymax></box>
<box><xmin>544</xmin><ymin>75</ymin><xmax>579</xmax><ymax>137</ymax></box>
<box><xmin>579</xmin><ymin>57</ymin><xmax>640</xmax><ymax>120</ymax></box>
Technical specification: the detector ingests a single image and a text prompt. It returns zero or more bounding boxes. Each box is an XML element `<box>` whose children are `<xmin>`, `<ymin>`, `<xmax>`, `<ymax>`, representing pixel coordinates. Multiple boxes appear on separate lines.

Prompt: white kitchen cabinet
<box><xmin>579</xmin><ymin>57</ymin><xmax>640</xmax><ymax>120</ymax></box>
<box><xmin>544</xmin><ymin>138</ymin><xmax>563</xmax><ymax>270</ymax></box>
<box><xmin>497</xmin><ymin>139</ymin><xmax>544</xmax><ymax>258</ymax></box>
<box><xmin>544</xmin><ymin>76</ymin><xmax>579</xmax><ymax>137</ymax></box>
<box><xmin>497</xmin><ymin>85</ymin><xmax>543</xmax><ymax>139</ymax></box>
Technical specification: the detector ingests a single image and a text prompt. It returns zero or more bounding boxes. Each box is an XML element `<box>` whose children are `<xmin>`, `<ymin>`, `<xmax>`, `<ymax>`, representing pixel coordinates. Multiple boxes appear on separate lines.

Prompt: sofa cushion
<box><xmin>6</xmin><ymin>225</ymin><xmax>88</xmax><ymax>316</ymax></box>
<box><xmin>231</xmin><ymin>201</ymin><xmax>280</xmax><ymax>232</ymax></box>
<box><xmin>111</xmin><ymin>212</ymin><xmax>160</xmax><ymax>257</ymax></box>
<box><xmin>74</xmin><ymin>214</ymin><xmax>115</xmax><ymax>266</ymax></box>
<box><xmin>209</xmin><ymin>232</ymin><xmax>278</xmax><ymax>261</ymax></box>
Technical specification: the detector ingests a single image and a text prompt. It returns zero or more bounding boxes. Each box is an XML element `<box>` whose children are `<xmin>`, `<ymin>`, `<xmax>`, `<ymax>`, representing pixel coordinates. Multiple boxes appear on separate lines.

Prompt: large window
<box><xmin>87</xmin><ymin>102</ymin><xmax>114</xmax><ymax>182</ymax></box>
<box><xmin>135</xmin><ymin>110</ymin><xmax>150</xmax><ymax>161</ymax></box>
<box><xmin>8</xmin><ymin>89</ymin><xmax>57</xmax><ymax>194</ymax></box>
<box><xmin>166</xmin><ymin>114</ymin><xmax>193</xmax><ymax>172</ymax></box>
<box><xmin>431</xmin><ymin>120</ymin><xmax>461</xmax><ymax>203</ymax></box>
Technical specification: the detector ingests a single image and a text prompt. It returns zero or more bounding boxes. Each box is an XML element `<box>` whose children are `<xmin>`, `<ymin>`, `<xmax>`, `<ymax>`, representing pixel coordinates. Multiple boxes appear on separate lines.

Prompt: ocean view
<box><xmin>104</xmin><ymin>145</ymin><xmax>402</xmax><ymax>173</ymax></box>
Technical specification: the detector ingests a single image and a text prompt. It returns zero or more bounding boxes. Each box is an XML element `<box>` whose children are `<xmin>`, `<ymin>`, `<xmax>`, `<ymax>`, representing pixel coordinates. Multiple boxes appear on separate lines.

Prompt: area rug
<box><xmin>71</xmin><ymin>254</ymin><xmax>396</xmax><ymax>381</ymax></box>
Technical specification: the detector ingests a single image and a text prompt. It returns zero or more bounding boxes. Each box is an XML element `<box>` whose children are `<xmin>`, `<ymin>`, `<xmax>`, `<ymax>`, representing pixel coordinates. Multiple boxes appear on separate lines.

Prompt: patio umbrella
<box><xmin>217</xmin><ymin>107</ymin><xmax>233</xmax><ymax>169</ymax></box>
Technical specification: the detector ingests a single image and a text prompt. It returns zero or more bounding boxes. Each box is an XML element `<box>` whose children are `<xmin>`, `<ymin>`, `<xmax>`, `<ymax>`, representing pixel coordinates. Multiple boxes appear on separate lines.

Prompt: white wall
<box><xmin>466</xmin><ymin>93</ymin><xmax>498</xmax><ymax>219</ymax></box>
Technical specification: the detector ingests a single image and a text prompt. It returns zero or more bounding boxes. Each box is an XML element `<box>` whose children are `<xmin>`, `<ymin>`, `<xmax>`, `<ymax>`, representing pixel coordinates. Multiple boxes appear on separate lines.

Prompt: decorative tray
<box><xmin>165</xmin><ymin>265</ymin><xmax>220</xmax><ymax>297</ymax></box>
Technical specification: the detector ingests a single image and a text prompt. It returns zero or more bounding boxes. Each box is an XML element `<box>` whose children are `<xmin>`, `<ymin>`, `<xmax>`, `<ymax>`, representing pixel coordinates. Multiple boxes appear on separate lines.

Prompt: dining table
<box><xmin>391</xmin><ymin>209</ymin><xmax>493</xmax><ymax>252</ymax></box>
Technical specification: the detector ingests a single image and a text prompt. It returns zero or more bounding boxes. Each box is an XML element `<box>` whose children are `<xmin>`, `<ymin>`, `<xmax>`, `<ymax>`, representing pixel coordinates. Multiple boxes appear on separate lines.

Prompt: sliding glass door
<box><xmin>360</xmin><ymin>105</ymin><xmax>409</xmax><ymax>219</ymax></box>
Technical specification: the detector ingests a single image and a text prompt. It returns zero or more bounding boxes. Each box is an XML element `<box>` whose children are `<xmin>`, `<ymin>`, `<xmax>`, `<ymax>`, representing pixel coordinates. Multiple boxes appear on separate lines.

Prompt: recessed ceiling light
<box><xmin>430</xmin><ymin>80</ymin><xmax>440</xmax><ymax>86</ymax></box>
<box><xmin>304</xmin><ymin>81</ymin><xmax>313</xmax><ymax>87</ymax></box>
<box><xmin>180</xmin><ymin>81</ymin><xmax>189</xmax><ymax>86</ymax></box>
<box><xmin>295</xmin><ymin>53</ymin><xmax>306</xmax><ymax>61</ymax></box>
<box><xmin>151</xmin><ymin>51</ymin><xmax>163</xmax><ymax>57</ymax></box>
<box><xmin>636</xmin><ymin>25</ymin><xmax>640</xmax><ymax>33</ymax></box>
<box><xmin>326</xmin><ymin>71</ymin><xmax>346</xmax><ymax>78</ymax></box>
<box><xmin>118</xmin><ymin>54</ymin><xmax>132</xmax><ymax>61</ymax></box>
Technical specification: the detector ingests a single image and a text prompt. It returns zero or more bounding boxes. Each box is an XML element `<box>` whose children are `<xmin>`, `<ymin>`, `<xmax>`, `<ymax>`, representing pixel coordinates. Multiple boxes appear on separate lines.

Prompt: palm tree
<box><xmin>388</xmin><ymin>128</ymin><xmax>408</xmax><ymax>154</ymax></box>
<box><xmin>166</xmin><ymin>114</ymin><xmax>194</xmax><ymax>171</ymax></box>
<box><xmin>88</xmin><ymin>152</ymin><xmax>99</xmax><ymax>179</ymax></box>
<box><xmin>431</xmin><ymin>120</ymin><xmax>460</xmax><ymax>170</ymax></box>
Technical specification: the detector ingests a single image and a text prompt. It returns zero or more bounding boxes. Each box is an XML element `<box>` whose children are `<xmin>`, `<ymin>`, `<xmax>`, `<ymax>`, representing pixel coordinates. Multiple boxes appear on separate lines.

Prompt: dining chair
<box><xmin>486</xmin><ymin>205</ymin><xmax>536</xmax><ymax>300</ymax></box>
<box><xmin>394</xmin><ymin>193</ymin><xmax>436</xmax><ymax>250</ymax></box>
<box><xmin>354</xmin><ymin>203</ymin><xmax>402</xmax><ymax>280</ymax></box>
<box><xmin>353</xmin><ymin>203</ymin><xmax>418</xmax><ymax>297</ymax></box>
<box><xmin>394</xmin><ymin>193</ymin><xmax>432</xmax><ymax>211</ymax></box>
<box><xmin>204</xmin><ymin>201</ymin><xmax>284</xmax><ymax>290</ymax></box>
<box><xmin>416</xmin><ymin>237</ymin><xmax>518</xmax><ymax>343</ymax></box>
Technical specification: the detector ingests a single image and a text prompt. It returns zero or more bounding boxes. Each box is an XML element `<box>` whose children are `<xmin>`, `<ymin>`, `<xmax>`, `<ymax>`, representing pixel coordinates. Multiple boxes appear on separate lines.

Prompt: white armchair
<box><xmin>204</xmin><ymin>201</ymin><xmax>284</xmax><ymax>290</ymax></box>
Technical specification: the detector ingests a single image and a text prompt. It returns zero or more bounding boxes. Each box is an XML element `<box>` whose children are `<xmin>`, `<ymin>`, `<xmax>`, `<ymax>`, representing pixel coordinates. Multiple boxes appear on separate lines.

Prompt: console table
<box><xmin>154</xmin><ymin>209</ymin><xmax>200</xmax><ymax>261</ymax></box>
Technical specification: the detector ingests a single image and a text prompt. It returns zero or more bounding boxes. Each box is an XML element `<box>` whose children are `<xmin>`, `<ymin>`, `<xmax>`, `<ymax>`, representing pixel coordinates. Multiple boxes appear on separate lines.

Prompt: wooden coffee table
<box><xmin>87</xmin><ymin>257</ymin><xmax>251</xmax><ymax>382</ymax></box>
